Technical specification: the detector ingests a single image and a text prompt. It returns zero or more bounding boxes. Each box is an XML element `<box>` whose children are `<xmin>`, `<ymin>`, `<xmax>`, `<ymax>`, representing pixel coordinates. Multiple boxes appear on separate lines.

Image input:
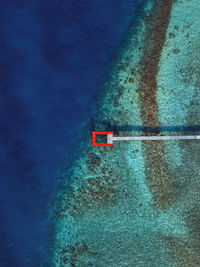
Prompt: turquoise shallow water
<box><xmin>52</xmin><ymin>0</ymin><xmax>200</xmax><ymax>266</ymax></box>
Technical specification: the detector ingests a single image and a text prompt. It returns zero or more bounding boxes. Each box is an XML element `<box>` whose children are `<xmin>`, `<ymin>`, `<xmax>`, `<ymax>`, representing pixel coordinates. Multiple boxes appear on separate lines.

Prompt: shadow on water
<box><xmin>90</xmin><ymin>120</ymin><xmax>200</xmax><ymax>134</ymax></box>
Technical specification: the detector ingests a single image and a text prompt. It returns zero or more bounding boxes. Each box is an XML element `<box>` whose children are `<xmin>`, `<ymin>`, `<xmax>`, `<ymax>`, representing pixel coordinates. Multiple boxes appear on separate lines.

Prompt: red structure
<box><xmin>92</xmin><ymin>131</ymin><xmax>113</xmax><ymax>146</ymax></box>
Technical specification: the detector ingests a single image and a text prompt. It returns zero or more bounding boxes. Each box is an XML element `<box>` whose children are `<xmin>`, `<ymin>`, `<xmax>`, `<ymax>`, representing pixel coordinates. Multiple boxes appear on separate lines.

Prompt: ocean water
<box><xmin>0</xmin><ymin>1</ymin><xmax>142</xmax><ymax>266</ymax></box>
<box><xmin>52</xmin><ymin>0</ymin><xmax>200</xmax><ymax>266</ymax></box>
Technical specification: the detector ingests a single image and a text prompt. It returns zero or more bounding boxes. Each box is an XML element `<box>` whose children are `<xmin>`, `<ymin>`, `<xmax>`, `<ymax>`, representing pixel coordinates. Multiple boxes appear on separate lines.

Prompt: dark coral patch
<box><xmin>169</xmin><ymin>32</ymin><xmax>175</xmax><ymax>38</ymax></box>
<box><xmin>184</xmin><ymin>205</ymin><xmax>200</xmax><ymax>238</ymax></box>
<box><xmin>137</xmin><ymin>0</ymin><xmax>175</xmax><ymax>209</ymax></box>
<box><xmin>163</xmin><ymin>236</ymin><xmax>200</xmax><ymax>266</ymax></box>
<box><xmin>173</xmin><ymin>48</ymin><xmax>180</xmax><ymax>54</ymax></box>
<box><xmin>129</xmin><ymin>77</ymin><xmax>134</xmax><ymax>83</ymax></box>
<box><xmin>86</xmin><ymin>152</ymin><xmax>101</xmax><ymax>172</ymax></box>
<box><xmin>114</xmin><ymin>102</ymin><xmax>119</xmax><ymax>107</ymax></box>
<box><xmin>62</xmin><ymin>174</ymin><xmax>118</xmax><ymax>218</ymax></box>
<box><xmin>144</xmin><ymin>141</ymin><xmax>175</xmax><ymax>209</ymax></box>
<box><xmin>61</xmin><ymin>240</ymin><xmax>97</xmax><ymax>266</ymax></box>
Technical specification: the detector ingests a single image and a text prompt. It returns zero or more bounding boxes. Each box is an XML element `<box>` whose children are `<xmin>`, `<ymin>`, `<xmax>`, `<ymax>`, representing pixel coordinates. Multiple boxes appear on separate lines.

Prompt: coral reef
<box><xmin>52</xmin><ymin>0</ymin><xmax>200</xmax><ymax>266</ymax></box>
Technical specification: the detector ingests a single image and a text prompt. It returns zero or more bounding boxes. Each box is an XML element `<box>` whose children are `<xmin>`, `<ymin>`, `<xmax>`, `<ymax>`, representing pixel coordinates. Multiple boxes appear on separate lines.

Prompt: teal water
<box><xmin>52</xmin><ymin>0</ymin><xmax>200</xmax><ymax>266</ymax></box>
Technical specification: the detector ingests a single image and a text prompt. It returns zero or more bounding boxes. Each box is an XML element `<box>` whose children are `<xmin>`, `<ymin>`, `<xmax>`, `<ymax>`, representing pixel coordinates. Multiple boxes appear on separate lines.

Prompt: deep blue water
<box><xmin>0</xmin><ymin>1</ymin><xmax>141</xmax><ymax>266</ymax></box>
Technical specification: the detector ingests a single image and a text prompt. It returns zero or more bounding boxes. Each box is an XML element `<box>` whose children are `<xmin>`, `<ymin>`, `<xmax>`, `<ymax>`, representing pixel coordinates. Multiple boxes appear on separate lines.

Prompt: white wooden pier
<box><xmin>107</xmin><ymin>133</ymin><xmax>200</xmax><ymax>145</ymax></box>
